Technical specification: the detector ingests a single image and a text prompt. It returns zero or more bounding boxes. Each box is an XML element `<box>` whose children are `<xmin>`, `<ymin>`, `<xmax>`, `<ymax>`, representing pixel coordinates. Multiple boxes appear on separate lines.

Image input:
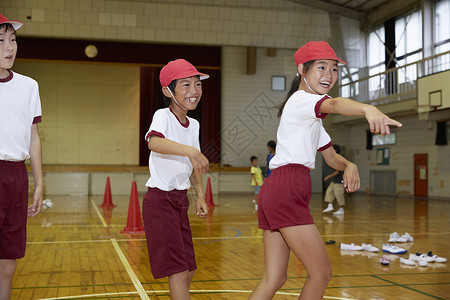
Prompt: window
<box><xmin>368</xmin><ymin>26</ymin><xmax>386</xmax><ymax>93</ymax></box>
<box><xmin>395</xmin><ymin>10</ymin><xmax>423</xmax><ymax>84</ymax></box>
<box><xmin>340</xmin><ymin>67</ymin><xmax>359</xmax><ymax>98</ymax></box>
<box><xmin>372</xmin><ymin>132</ymin><xmax>396</xmax><ymax>146</ymax></box>
<box><xmin>435</xmin><ymin>0</ymin><xmax>450</xmax><ymax>55</ymax></box>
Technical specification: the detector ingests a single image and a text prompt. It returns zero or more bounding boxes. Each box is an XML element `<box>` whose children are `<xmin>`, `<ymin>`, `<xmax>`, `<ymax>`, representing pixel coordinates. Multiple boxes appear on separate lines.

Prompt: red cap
<box><xmin>0</xmin><ymin>13</ymin><xmax>23</xmax><ymax>31</ymax></box>
<box><xmin>294</xmin><ymin>41</ymin><xmax>347</xmax><ymax>66</ymax></box>
<box><xmin>160</xmin><ymin>59</ymin><xmax>209</xmax><ymax>87</ymax></box>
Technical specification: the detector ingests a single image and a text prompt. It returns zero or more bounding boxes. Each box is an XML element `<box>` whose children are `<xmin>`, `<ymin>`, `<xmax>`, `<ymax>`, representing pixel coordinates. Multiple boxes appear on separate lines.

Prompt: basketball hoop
<box><xmin>415</xmin><ymin>105</ymin><xmax>439</xmax><ymax>120</ymax></box>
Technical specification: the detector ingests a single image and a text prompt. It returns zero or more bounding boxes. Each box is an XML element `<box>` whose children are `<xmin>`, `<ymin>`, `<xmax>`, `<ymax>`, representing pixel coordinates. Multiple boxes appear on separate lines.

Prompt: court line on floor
<box><xmin>110</xmin><ymin>238</ymin><xmax>150</xmax><ymax>300</ymax></box>
<box><xmin>91</xmin><ymin>198</ymin><xmax>150</xmax><ymax>300</ymax></box>
<box><xmin>89</xmin><ymin>198</ymin><xmax>108</xmax><ymax>227</ymax></box>
<box><xmin>37</xmin><ymin>289</ymin><xmax>356</xmax><ymax>300</ymax></box>
<box><xmin>26</xmin><ymin>231</ymin><xmax>450</xmax><ymax>246</ymax></box>
<box><xmin>372</xmin><ymin>275</ymin><xmax>445</xmax><ymax>299</ymax></box>
<box><xmin>26</xmin><ymin>278</ymin><xmax>450</xmax><ymax>296</ymax></box>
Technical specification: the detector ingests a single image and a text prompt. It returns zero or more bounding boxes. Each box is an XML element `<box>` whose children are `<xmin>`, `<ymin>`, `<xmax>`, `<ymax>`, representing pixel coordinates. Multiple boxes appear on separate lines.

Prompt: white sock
<box><xmin>337</xmin><ymin>207</ymin><xmax>344</xmax><ymax>212</ymax></box>
<box><xmin>327</xmin><ymin>203</ymin><xmax>333</xmax><ymax>209</ymax></box>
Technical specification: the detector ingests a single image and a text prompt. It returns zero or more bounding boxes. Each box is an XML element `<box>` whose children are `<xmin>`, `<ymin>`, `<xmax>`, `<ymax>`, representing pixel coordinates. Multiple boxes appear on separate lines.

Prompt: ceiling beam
<box><xmin>287</xmin><ymin>0</ymin><xmax>366</xmax><ymax>21</ymax></box>
<box><xmin>367</xmin><ymin>0</ymin><xmax>420</xmax><ymax>28</ymax></box>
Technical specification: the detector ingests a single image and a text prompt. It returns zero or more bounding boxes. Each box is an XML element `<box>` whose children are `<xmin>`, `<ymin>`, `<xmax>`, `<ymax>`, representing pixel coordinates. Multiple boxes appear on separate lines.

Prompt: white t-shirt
<box><xmin>269</xmin><ymin>90</ymin><xmax>332</xmax><ymax>170</ymax></box>
<box><xmin>145</xmin><ymin>108</ymin><xmax>200</xmax><ymax>191</ymax></box>
<box><xmin>0</xmin><ymin>71</ymin><xmax>42</xmax><ymax>161</ymax></box>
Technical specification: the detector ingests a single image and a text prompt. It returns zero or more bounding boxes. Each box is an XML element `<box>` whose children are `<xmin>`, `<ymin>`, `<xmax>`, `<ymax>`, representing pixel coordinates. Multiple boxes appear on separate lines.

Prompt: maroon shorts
<box><xmin>258</xmin><ymin>164</ymin><xmax>314</xmax><ymax>230</ymax></box>
<box><xmin>0</xmin><ymin>160</ymin><xmax>28</xmax><ymax>259</ymax></box>
<box><xmin>142</xmin><ymin>187</ymin><xmax>197</xmax><ymax>279</ymax></box>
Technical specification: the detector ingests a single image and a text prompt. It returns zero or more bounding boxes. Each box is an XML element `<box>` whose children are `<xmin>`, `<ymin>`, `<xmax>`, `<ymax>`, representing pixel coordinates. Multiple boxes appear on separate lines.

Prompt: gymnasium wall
<box><xmin>12</xmin><ymin>61</ymin><xmax>140</xmax><ymax>165</ymax></box>
<box><xmin>325</xmin><ymin>109</ymin><xmax>450</xmax><ymax>199</ymax></box>
<box><xmin>3</xmin><ymin>0</ymin><xmax>329</xmax><ymax>49</ymax></box>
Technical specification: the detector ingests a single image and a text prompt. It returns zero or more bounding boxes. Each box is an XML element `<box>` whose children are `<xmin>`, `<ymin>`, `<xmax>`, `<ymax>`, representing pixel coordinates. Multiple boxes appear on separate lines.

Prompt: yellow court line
<box><xmin>89</xmin><ymin>198</ymin><xmax>108</xmax><ymax>227</ymax></box>
<box><xmin>38</xmin><ymin>291</ymin><xmax>139</xmax><ymax>300</ymax></box>
<box><xmin>111</xmin><ymin>238</ymin><xmax>150</xmax><ymax>300</ymax></box>
<box><xmin>90</xmin><ymin>198</ymin><xmax>150</xmax><ymax>299</ymax></box>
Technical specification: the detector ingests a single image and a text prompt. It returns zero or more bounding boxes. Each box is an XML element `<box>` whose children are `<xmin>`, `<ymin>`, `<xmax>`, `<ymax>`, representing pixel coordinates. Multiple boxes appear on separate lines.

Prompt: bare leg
<box><xmin>249</xmin><ymin>230</ymin><xmax>290</xmax><ymax>300</ymax></box>
<box><xmin>168</xmin><ymin>270</ymin><xmax>193</xmax><ymax>300</ymax></box>
<box><xmin>0</xmin><ymin>259</ymin><xmax>16</xmax><ymax>300</ymax></box>
<box><xmin>279</xmin><ymin>225</ymin><xmax>331</xmax><ymax>300</ymax></box>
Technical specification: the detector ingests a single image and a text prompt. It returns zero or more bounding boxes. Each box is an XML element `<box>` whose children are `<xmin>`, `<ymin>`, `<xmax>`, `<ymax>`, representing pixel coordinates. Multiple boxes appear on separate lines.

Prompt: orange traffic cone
<box><xmin>121</xmin><ymin>181</ymin><xmax>145</xmax><ymax>234</ymax></box>
<box><xmin>99</xmin><ymin>177</ymin><xmax>116</xmax><ymax>208</ymax></box>
<box><xmin>205</xmin><ymin>177</ymin><xmax>218</xmax><ymax>207</ymax></box>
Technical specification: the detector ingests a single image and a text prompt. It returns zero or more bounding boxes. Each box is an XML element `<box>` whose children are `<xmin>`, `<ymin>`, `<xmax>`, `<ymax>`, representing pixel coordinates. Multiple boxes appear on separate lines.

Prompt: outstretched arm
<box><xmin>320</xmin><ymin>97</ymin><xmax>402</xmax><ymax>136</ymax></box>
<box><xmin>28</xmin><ymin>124</ymin><xmax>43</xmax><ymax>217</ymax></box>
<box><xmin>148</xmin><ymin>136</ymin><xmax>209</xmax><ymax>174</ymax></box>
<box><xmin>321</xmin><ymin>146</ymin><xmax>360</xmax><ymax>193</ymax></box>
<box><xmin>190</xmin><ymin>172</ymin><xmax>208</xmax><ymax>218</ymax></box>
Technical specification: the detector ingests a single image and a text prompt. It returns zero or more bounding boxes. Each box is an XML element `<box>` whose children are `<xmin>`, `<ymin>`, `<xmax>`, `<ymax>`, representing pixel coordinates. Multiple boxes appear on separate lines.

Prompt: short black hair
<box><xmin>250</xmin><ymin>156</ymin><xmax>258</xmax><ymax>162</ymax></box>
<box><xmin>267</xmin><ymin>140</ymin><xmax>276</xmax><ymax>150</ymax></box>
<box><xmin>0</xmin><ymin>23</ymin><xmax>16</xmax><ymax>34</ymax></box>
<box><xmin>163</xmin><ymin>79</ymin><xmax>178</xmax><ymax>106</ymax></box>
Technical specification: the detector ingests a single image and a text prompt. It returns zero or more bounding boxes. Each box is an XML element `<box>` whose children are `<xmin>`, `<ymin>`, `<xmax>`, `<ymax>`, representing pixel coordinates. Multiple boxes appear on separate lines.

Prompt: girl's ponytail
<box><xmin>277</xmin><ymin>76</ymin><xmax>301</xmax><ymax>117</ymax></box>
<box><xmin>276</xmin><ymin>61</ymin><xmax>314</xmax><ymax>117</ymax></box>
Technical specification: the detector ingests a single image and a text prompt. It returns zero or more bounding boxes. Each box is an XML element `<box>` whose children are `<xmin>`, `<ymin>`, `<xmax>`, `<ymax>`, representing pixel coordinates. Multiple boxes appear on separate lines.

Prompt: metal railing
<box><xmin>339</xmin><ymin>51</ymin><xmax>450</xmax><ymax>105</ymax></box>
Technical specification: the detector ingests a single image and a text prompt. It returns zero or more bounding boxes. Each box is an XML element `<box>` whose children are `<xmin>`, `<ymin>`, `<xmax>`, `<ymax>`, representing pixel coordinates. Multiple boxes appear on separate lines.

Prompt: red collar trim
<box><xmin>169</xmin><ymin>108</ymin><xmax>190</xmax><ymax>128</ymax></box>
<box><xmin>0</xmin><ymin>70</ymin><xmax>13</xmax><ymax>83</ymax></box>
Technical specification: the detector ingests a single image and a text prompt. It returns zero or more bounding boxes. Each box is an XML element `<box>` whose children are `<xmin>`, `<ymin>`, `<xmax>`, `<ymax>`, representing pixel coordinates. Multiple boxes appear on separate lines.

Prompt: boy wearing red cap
<box><xmin>142</xmin><ymin>59</ymin><xmax>209</xmax><ymax>299</ymax></box>
<box><xmin>250</xmin><ymin>41</ymin><xmax>402</xmax><ymax>299</ymax></box>
<box><xmin>0</xmin><ymin>13</ymin><xmax>43</xmax><ymax>298</ymax></box>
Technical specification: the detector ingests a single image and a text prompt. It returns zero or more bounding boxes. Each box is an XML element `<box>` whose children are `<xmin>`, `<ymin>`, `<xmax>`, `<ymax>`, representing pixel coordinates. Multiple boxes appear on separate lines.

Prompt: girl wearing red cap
<box><xmin>250</xmin><ymin>41</ymin><xmax>402</xmax><ymax>299</ymax></box>
<box><xmin>142</xmin><ymin>59</ymin><xmax>209</xmax><ymax>299</ymax></box>
<box><xmin>0</xmin><ymin>13</ymin><xmax>43</xmax><ymax>299</ymax></box>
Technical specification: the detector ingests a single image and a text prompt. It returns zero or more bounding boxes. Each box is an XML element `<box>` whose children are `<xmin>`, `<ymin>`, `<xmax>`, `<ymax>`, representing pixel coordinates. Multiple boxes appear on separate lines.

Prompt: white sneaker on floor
<box><xmin>340</xmin><ymin>243</ymin><xmax>363</xmax><ymax>251</ymax></box>
<box><xmin>388</xmin><ymin>232</ymin><xmax>400</xmax><ymax>242</ymax></box>
<box><xmin>323</xmin><ymin>206</ymin><xmax>334</xmax><ymax>213</ymax></box>
<box><xmin>418</xmin><ymin>260</ymin><xmax>428</xmax><ymax>267</ymax></box>
<box><xmin>388</xmin><ymin>232</ymin><xmax>407</xmax><ymax>242</ymax></box>
<box><xmin>362</xmin><ymin>243</ymin><xmax>379</xmax><ymax>252</ymax></box>
<box><xmin>382</xmin><ymin>244</ymin><xmax>407</xmax><ymax>254</ymax></box>
<box><xmin>396</xmin><ymin>236</ymin><xmax>408</xmax><ymax>242</ymax></box>
<box><xmin>409</xmin><ymin>253</ymin><xmax>429</xmax><ymax>266</ymax></box>
<box><xmin>416</xmin><ymin>253</ymin><xmax>435</xmax><ymax>263</ymax></box>
<box><xmin>401</xmin><ymin>232</ymin><xmax>414</xmax><ymax>242</ymax></box>
<box><xmin>426</xmin><ymin>252</ymin><xmax>447</xmax><ymax>263</ymax></box>
<box><xmin>333</xmin><ymin>209</ymin><xmax>344</xmax><ymax>215</ymax></box>
<box><xmin>400</xmin><ymin>257</ymin><xmax>416</xmax><ymax>266</ymax></box>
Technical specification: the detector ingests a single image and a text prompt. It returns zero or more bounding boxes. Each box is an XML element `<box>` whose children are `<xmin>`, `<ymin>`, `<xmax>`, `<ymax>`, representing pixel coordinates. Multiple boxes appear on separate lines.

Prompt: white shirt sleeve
<box><xmin>318</xmin><ymin>125</ymin><xmax>331</xmax><ymax>150</ymax></box>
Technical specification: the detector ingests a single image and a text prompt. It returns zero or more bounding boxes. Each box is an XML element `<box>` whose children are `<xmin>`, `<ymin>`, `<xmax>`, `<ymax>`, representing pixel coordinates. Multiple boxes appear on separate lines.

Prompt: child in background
<box><xmin>266</xmin><ymin>140</ymin><xmax>276</xmax><ymax>177</ymax></box>
<box><xmin>0</xmin><ymin>13</ymin><xmax>43</xmax><ymax>299</ymax></box>
<box><xmin>250</xmin><ymin>156</ymin><xmax>263</xmax><ymax>209</ymax></box>
<box><xmin>249</xmin><ymin>41</ymin><xmax>401</xmax><ymax>299</ymax></box>
<box><xmin>323</xmin><ymin>144</ymin><xmax>346</xmax><ymax>215</ymax></box>
<box><xmin>142</xmin><ymin>59</ymin><xmax>209</xmax><ymax>299</ymax></box>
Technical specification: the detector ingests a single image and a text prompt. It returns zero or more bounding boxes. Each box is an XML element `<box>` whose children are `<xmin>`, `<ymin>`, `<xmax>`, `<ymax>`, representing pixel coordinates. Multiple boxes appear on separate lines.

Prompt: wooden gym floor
<box><xmin>12</xmin><ymin>190</ymin><xmax>450</xmax><ymax>299</ymax></box>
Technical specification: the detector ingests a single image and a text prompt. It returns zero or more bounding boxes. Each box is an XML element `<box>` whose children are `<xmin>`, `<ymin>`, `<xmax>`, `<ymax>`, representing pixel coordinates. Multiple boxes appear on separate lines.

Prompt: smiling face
<box><xmin>0</xmin><ymin>25</ymin><xmax>17</xmax><ymax>78</ymax></box>
<box><xmin>164</xmin><ymin>76</ymin><xmax>203</xmax><ymax>111</ymax></box>
<box><xmin>298</xmin><ymin>59</ymin><xmax>338</xmax><ymax>94</ymax></box>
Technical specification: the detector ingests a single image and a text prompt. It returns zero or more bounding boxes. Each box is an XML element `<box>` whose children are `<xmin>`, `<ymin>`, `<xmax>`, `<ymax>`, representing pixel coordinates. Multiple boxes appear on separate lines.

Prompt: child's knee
<box><xmin>311</xmin><ymin>266</ymin><xmax>332</xmax><ymax>285</ymax></box>
<box><xmin>264</xmin><ymin>272</ymin><xmax>287</xmax><ymax>291</ymax></box>
<box><xmin>0</xmin><ymin>260</ymin><xmax>16</xmax><ymax>279</ymax></box>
